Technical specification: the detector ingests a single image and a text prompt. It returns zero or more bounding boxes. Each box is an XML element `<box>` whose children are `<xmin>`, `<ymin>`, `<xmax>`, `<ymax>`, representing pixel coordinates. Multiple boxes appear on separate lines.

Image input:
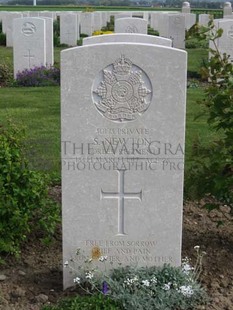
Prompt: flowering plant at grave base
<box><xmin>64</xmin><ymin>246</ymin><xmax>208</xmax><ymax>310</ymax></box>
<box><xmin>92</xmin><ymin>30</ymin><xmax>114</xmax><ymax>36</ymax></box>
<box><xmin>15</xmin><ymin>65</ymin><xmax>60</xmax><ymax>87</ymax></box>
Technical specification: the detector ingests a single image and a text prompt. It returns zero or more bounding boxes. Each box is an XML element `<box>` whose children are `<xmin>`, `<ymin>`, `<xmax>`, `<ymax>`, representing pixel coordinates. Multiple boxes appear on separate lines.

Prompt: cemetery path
<box><xmin>0</xmin><ymin>187</ymin><xmax>232</xmax><ymax>310</ymax></box>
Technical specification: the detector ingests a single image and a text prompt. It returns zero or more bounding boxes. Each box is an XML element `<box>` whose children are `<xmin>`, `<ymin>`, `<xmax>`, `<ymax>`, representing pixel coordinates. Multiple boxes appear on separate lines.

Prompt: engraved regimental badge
<box><xmin>92</xmin><ymin>55</ymin><xmax>152</xmax><ymax>122</ymax></box>
<box><xmin>21</xmin><ymin>22</ymin><xmax>37</xmax><ymax>36</ymax></box>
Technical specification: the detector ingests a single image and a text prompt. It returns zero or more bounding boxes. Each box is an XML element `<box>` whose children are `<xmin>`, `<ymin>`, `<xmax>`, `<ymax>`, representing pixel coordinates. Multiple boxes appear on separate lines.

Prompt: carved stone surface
<box><xmin>210</xmin><ymin>19</ymin><xmax>233</xmax><ymax>62</ymax></box>
<box><xmin>60</xmin><ymin>13</ymin><xmax>77</xmax><ymax>46</ymax></box>
<box><xmin>83</xmin><ymin>33</ymin><xmax>172</xmax><ymax>47</ymax></box>
<box><xmin>92</xmin><ymin>55</ymin><xmax>152</xmax><ymax>122</ymax></box>
<box><xmin>21</xmin><ymin>22</ymin><xmax>37</xmax><ymax>36</ymax></box>
<box><xmin>115</xmin><ymin>17</ymin><xmax>148</xmax><ymax>34</ymax></box>
<box><xmin>13</xmin><ymin>17</ymin><xmax>46</xmax><ymax>78</ymax></box>
<box><xmin>61</xmin><ymin>42</ymin><xmax>187</xmax><ymax>289</ymax></box>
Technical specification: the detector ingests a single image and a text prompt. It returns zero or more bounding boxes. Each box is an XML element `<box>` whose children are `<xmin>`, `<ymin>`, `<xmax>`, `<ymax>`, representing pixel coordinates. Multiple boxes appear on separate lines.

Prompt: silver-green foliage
<box><xmin>106</xmin><ymin>264</ymin><xmax>207</xmax><ymax>310</ymax></box>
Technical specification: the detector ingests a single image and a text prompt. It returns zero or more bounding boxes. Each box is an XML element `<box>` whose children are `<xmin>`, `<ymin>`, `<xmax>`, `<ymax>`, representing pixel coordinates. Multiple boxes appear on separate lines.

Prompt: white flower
<box><xmin>182</xmin><ymin>262</ymin><xmax>194</xmax><ymax>275</ymax></box>
<box><xmin>142</xmin><ymin>279</ymin><xmax>150</xmax><ymax>287</ymax></box>
<box><xmin>85</xmin><ymin>271</ymin><xmax>94</xmax><ymax>280</ymax></box>
<box><xmin>99</xmin><ymin>256</ymin><xmax>108</xmax><ymax>262</ymax></box>
<box><xmin>73</xmin><ymin>277</ymin><xmax>81</xmax><ymax>284</ymax></box>
<box><xmin>163</xmin><ymin>282</ymin><xmax>171</xmax><ymax>290</ymax></box>
<box><xmin>151</xmin><ymin>276</ymin><xmax>157</xmax><ymax>284</ymax></box>
<box><xmin>124</xmin><ymin>276</ymin><xmax>138</xmax><ymax>286</ymax></box>
<box><xmin>194</xmin><ymin>245</ymin><xmax>200</xmax><ymax>251</ymax></box>
<box><xmin>64</xmin><ymin>261</ymin><xmax>69</xmax><ymax>267</ymax></box>
<box><xmin>179</xmin><ymin>285</ymin><xmax>194</xmax><ymax>297</ymax></box>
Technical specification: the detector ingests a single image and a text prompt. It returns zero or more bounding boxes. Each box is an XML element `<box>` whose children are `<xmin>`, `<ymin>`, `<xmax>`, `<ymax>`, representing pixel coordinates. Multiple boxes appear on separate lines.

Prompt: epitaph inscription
<box><xmin>92</xmin><ymin>55</ymin><xmax>152</xmax><ymax>122</ymax></box>
<box><xmin>101</xmin><ymin>169</ymin><xmax>142</xmax><ymax>236</ymax></box>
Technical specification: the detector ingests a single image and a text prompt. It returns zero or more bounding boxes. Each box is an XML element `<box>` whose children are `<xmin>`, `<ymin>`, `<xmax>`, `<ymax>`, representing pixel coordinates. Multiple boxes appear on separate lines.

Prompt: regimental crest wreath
<box><xmin>92</xmin><ymin>55</ymin><xmax>153</xmax><ymax>122</ymax></box>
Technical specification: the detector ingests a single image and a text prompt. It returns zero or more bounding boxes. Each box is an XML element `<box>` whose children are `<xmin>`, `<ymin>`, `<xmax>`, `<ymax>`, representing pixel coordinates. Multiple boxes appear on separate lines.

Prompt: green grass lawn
<box><xmin>0</xmin><ymin>46</ymin><xmax>216</xmax><ymax>181</ymax></box>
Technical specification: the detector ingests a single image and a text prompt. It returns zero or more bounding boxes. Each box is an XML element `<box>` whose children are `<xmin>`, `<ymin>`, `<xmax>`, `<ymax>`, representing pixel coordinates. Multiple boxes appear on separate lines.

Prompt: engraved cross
<box><xmin>23</xmin><ymin>49</ymin><xmax>35</xmax><ymax>68</ymax></box>
<box><xmin>101</xmin><ymin>170</ymin><xmax>142</xmax><ymax>236</ymax></box>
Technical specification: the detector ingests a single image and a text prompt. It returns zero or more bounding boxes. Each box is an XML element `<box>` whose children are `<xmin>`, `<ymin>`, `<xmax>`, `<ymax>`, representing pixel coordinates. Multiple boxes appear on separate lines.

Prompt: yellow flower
<box><xmin>91</xmin><ymin>246</ymin><xmax>102</xmax><ymax>260</ymax></box>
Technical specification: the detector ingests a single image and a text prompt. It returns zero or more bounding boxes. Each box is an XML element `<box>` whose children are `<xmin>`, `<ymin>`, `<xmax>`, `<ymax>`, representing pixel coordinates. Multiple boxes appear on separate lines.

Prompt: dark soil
<box><xmin>0</xmin><ymin>186</ymin><xmax>233</xmax><ymax>310</ymax></box>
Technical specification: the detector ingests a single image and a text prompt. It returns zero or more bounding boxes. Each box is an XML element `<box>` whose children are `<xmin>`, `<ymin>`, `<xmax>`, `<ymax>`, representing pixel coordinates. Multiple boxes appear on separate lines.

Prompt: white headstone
<box><xmin>198</xmin><ymin>14</ymin><xmax>211</xmax><ymax>27</ymax></box>
<box><xmin>210</xmin><ymin>19</ymin><xmax>233</xmax><ymax>62</ymax></box>
<box><xmin>115</xmin><ymin>12</ymin><xmax>132</xmax><ymax>20</ymax></box>
<box><xmin>39</xmin><ymin>11</ymin><xmax>56</xmax><ymax>20</ymax></box>
<box><xmin>93</xmin><ymin>12</ymin><xmax>102</xmax><ymax>32</ymax></box>
<box><xmin>159</xmin><ymin>14</ymin><xmax>185</xmax><ymax>49</ymax></box>
<box><xmin>80</xmin><ymin>12</ymin><xmax>94</xmax><ymax>36</ymax></box>
<box><xmin>223</xmin><ymin>2</ymin><xmax>232</xmax><ymax>17</ymax></box>
<box><xmin>182</xmin><ymin>13</ymin><xmax>196</xmax><ymax>30</ymax></box>
<box><xmin>101</xmin><ymin>11</ymin><xmax>108</xmax><ymax>28</ymax></box>
<box><xmin>143</xmin><ymin>11</ymin><xmax>149</xmax><ymax>22</ymax></box>
<box><xmin>28</xmin><ymin>11</ymin><xmax>40</xmax><ymax>17</ymax></box>
<box><xmin>43</xmin><ymin>17</ymin><xmax>54</xmax><ymax>66</ymax></box>
<box><xmin>182</xmin><ymin>1</ymin><xmax>191</xmax><ymax>14</ymax></box>
<box><xmin>150</xmin><ymin>12</ymin><xmax>165</xmax><ymax>32</ymax></box>
<box><xmin>224</xmin><ymin>14</ymin><xmax>233</xmax><ymax>19</ymax></box>
<box><xmin>13</xmin><ymin>17</ymin><xmax>46</xmax><ymax>78</ymax></box>
<box><xmin>61</xmin><ymin>42</ymin><xmax>187</xmax><ymax>289</ymax></box>
<box><xmin>60</xmin><ymin>13</ymin><xmax>77</xmax><ymax>47</ymax></box>
<box><xmin>4</xmin><ymin>12</ymin><xmax>23</xmax><ymax>47</ymax></box>
<box><xmin>83</xmin><ymin>33</ymin><xmax>172</xmax><ymax>47</ymax></box>
<box><xmin>115</xmin><ymin>17</ymin><xmax>148</xmax><ymax>34</ymax></box>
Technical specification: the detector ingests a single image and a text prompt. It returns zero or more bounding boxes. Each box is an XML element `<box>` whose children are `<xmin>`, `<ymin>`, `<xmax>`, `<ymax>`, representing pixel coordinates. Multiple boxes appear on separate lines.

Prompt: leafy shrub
<box><xmin>102</xmin><ymin>16</ymin><xmax>114</xmax><ymax>32</ymax></box>
<box><xmin>54</xmin><ymin>35</ymin><xmax>60</xmax><ymax>47</ymax></box>
<box><xmin>0</xmin><ymin>32</ymin><xmax>6</xmax><ymax>46</ymax></box>
<box><xmin>147</xmin><ymin>26</ymin><xmax>159</xmax><ymax>36</ymax></box>
<box><xmin>0</xmin><ymin>63</ymin><xmax>13</xmax><ymax>86</ymax></box>
<box><xmin>0</xmin><ymin>122</ymin><xmax>60</xmax><ymax>256</ymax></box>
<box><xmin>42</xmin><ymin>294</ymin><xmax>121</xmax><ymax>310</ymax></box>
<box><xmin>80</xmin><ymin>33</ymin><xmax>89</xmax><ymax>38</ymax></box>
<box><xmin>14</xmin><ymin>65</ymin><xmax>60</xmax><ymax>87</ymax></box>
<box><xmin>53</xmin><ymin>19</ymin><xmax>60</xmax><ymax>38</ymax></box>
<box><xmin>186</xmin><ymin>20</ymin><xmax>233</xmax><ymax>210</ymax></box>
<box><xmin>64</xmin><ymin>250</ymin><xmax>207</xmax><ymax>310</ymax></box>
<box><xmin>185</xmin><ymin>24</ymin><xmax>208</xmax><ymax>49</ymax></box>
<box><xmin>77</xmin><ymin>38</ymin><xmax>83</xmax><ymax>46</ymax></box>
<box><xmin>105</xmin><ymin>265</ymin><xmax>207</xmax><ymax>310</ymax></box>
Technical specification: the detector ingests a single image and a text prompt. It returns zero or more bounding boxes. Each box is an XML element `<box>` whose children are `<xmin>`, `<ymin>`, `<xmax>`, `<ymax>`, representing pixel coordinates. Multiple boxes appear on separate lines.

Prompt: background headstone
<box><xmin>80</xmin><ymin>12</ymin><xmax>94</xmax><ymax>36</ymax></box>
<box><xmin>182</xmin><ymin>13</ymin><xmax>196</xmax><ymax>30</ymax></box>
<box><xmin>223</xmin><ymin>2</ymin><xmax>232</xmax><ymax>17</ymax></box>
<box><xmin>115</xmin><ymin>17</ymin><xmax>148</xmax><ymax>34</ymax></box>
<box><xmin>61</xmin><ymin>42</ymin><xmax>187</xmax><ymax>289</ymax></box>
<box><xmin>43</xmin><ymin>17</ymin><xmax>54</xmax><ymax>66</ymax></box>
<box><xmin>198</xmin><ymin>14</ymin><xmax>211</xmax><ymax>26</ymax></box>
<box><xmin>60</xmin><ymin>13</ymin><xmax>77</xmax><ymax>47</ymax></box>
<box><xmin>210</xmin><ymin>19</ymin><xmax>233</xmax><ymax>62</ymax></box>
<box><xmin>159</xmin><ymin>14</ymin><xmax>185</xmax><ymax>48</ymax></box>
<box><xmin>115</xmin><ymin>12</ymin><xmax>132</xmax><ymax>20</ymax></box>
<box><xmin>182</xmin><ymin>1</ymin><xmax>191</xmax><ymax>14</ymax></box>
<box><xmin>4</xmin><ymin>12</ymin><xmax>23</xmax><ymax>47</ymax></box>
<box><xmin>83</xmin><ymin>33</ymin><xmax>172</xmax><ymax>47</ymax></box>
<box><xmin>13</xmin><ymin>17</ymin><xmax>46</xmax><ymax>77</ymax></box>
